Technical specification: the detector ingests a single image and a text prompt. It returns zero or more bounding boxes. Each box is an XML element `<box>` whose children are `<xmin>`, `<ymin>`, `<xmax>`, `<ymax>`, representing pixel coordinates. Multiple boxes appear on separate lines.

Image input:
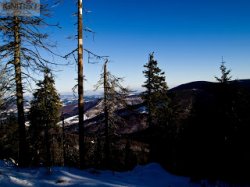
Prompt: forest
<box><xmin>0</xmin><ymin>0</ymin><xmax>250</xmax><ymax>186</ymax></box>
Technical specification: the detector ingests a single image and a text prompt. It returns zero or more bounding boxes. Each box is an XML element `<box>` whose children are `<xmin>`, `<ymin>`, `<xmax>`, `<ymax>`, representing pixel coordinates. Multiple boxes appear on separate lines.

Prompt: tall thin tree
<box><xmin>14</xmin><ymin>15</ymin><xmax>27</xmax><ymax>167</ymax></box>
<box><xmin>78</xmin><ymin>0</ymin><xmax>85</xmax><ymax>169</ymax></box>
<box><xmin>63</xmin><ymin>0</ymin><xmax>109</xmax><ymax>168</ymax></box>
<box><xmin>95</xmin><ymin>60</ymin><xmax>129</xmax><ymax>167</ymax></box>
<box><xmin>142</xmin><ymin>53</ymin><xmax>170</xmax><ymax>127</ymax></box>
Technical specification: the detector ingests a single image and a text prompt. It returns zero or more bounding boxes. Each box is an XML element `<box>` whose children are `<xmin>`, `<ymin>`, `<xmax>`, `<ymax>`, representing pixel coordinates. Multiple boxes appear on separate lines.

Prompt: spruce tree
<box><xmin>215</xmin><ymin>58</ymin><xmax>232</xmax><ymax>83</ymax></box>
<box><xmin>29</xmin><ymin>68</ymin><xmax>62</xmax><ymax>168</ymax></box>
<box><xmin>142</xmin><ymin>52</ymin><xmax>170</xmax><ymax>127</ymax></box>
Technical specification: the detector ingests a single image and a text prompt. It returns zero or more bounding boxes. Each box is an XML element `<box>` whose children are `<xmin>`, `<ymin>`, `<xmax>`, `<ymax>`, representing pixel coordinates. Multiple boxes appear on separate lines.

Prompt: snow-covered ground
<box><xmin>57</xmin><ymin>115</ymin><xmax>89</xmax><ymax>127</ymax></box>
<box><xmin>0</xmin><ymin>160</ymin><xmax>236</xmax><ymax>187</ymax></box>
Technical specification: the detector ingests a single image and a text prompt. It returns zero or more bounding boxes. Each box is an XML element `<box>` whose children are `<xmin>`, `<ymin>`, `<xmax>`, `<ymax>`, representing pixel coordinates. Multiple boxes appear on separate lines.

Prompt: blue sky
<box><xmin>45</xmin><ymin>0</ymin><xmax>250</xmax><ymax>93</ymax></box>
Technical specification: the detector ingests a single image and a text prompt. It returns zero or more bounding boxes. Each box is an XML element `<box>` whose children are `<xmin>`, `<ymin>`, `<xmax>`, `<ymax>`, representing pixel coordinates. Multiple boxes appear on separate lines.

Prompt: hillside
<box><xmin>60</xmin><ymin>79</ymin><xmax>250</xmax><ymax>135</ymax></box>
<box><xmin>1</xmin><ymin>80</ymin><xmax>250</xmax><ymax>185</ymax></box>
<box><xmin>53</xmin><ymin>79</ymin><xmax>250</xmax><ymax>183</ymax></box>
<box><xmin>170</xmin><ymin>79</ymin><xmax>250</xmax><ymax>92</ymax></box>
<box><xmin>158</xmin><ymin>79</ymin><xmax>250</xmax><ymax>182</ymax></box>
<box><xmin>60</xmin><ymin>95</ymin><xmax>147</xmax><ymax>135</ymax></box>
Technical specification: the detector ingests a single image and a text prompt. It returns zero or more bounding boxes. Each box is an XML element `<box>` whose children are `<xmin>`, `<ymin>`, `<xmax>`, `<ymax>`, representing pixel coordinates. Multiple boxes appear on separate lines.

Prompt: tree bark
<box><xmin>78</xmin><ymin>0</ymin><xmax>85</xmax><ymax>169</ymax></box>
<box><xmin>14</xmin><ymin>16</ymin><xmax>28</xmax><ymax>167</ymax></box>
<box><xmin>61</xmin><ymin>113</ymin><xmax>66</xmax><ymax>166</ymax></box>
<box><xmin>45</xmin><ymin>122</ymin><xmax>52</xmax><ymax>169</ymax></box>
<box><xmin>148</xmin><ymin>56</ymin><xmax>153</xmax><ymax>127</ymax></box>
<box><xmin>44</xmin><ymin>77</ymin><xmax>51</xmax><ymax>170</ymax></box>
<box><xmin>103</xmin><ymin>61</ymin><xmax>110</xmax><ymax>167</ymax></box>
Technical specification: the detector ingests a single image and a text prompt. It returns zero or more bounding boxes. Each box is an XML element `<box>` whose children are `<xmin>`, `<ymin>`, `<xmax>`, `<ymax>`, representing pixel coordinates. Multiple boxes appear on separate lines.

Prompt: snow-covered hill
<box><xmin>59</xmin><ymin>95</ymin><xmax>146</xmax><ymax>134</ymax></box>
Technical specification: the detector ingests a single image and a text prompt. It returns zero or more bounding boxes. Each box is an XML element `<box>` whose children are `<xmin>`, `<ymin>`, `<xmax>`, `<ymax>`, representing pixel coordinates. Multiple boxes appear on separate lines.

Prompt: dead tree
<box><xmin>0</xmin><ymin>2</ymin><xmax>63</xmax><ymax>167</ymax></box>
<box><xmin>60</xmin><ymin>113</ymin><xmax>66</xmax><ymax>166</ymax></box>
<box><xmin>64</xmin><ymin>0</ymin><xmax>108</xmax><ymax>169</ymax></box>
<box><xmin>103</xmin><ymin>60</ymin><xmax>109</xmax><ymax>166</ymax></box>
<box><xmin>95</xmin><ymin>60</ymin><xmax>129</xmax><ymax>168</ymax></box>
<box><xmin>77</xmin><ymin>0</ymin><xmax>85</xmax><ymax>169</ymax></box>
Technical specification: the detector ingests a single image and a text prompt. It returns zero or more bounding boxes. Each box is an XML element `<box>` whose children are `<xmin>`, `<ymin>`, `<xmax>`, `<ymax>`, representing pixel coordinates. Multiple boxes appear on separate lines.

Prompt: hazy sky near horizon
<box><xmin>46</xmin><ymin>0</ymin><xmax>250</xmax><ymax>93</ymax></box>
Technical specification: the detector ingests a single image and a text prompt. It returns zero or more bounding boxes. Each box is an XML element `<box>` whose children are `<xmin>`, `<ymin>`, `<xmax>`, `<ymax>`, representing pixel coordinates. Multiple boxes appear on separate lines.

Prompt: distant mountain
<box><xmin>167</xmin><ymin>79</ymin><xmax>250</xmax><ymax>134</ymax></box>
<box><xmin>61</xmin><ymin>95</ymin><xmax>146</xmax><ymax>135</ymax></box>
<box><xmin>170</xmin><ymin>81</ymin><xmax>215</xmax><ymax>92</ymax></box>
<box><xmin>61</xmin><ymin>98</ymin><xmax>101</xmax><ymax>119</ymax></box>
<box><xmin>61</xmin><ymin>79</ymin><xmax>250</xmax><ymax>136</ymax></box>
<box><xmin>155</xmin><ymin>79</ymin><xmax>250</xmax><ymax>181</ymax></box>
<box><xmin>170</xmin><ymin>79</ymin><xmax>250</xmax><ymax>92</ymax></box>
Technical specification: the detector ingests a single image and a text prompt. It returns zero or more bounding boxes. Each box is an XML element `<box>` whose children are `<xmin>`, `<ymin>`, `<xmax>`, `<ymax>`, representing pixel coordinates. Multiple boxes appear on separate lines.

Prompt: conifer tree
<box><xmin>0</xmin><ymin>1</ymin><xmax>62</xmax><ymax>167</ymax></box>
<box><xmin>215</xmin><ymin>58</ymin><xmax>235</xmax><ymax>147</ymax></box>
<box><xmin>142</xmin><ymin>52</ymin><xmax>170</xmax><ymax>127</ymax></box>
<box><xmin>215</xmin><ymin>58</ymin><xmax>232</xmax><ymax>83</ymax></box>
<box><xmin>95</xmin><ymin>60</ymin><xmax>129</xmax><ymax>167</ymax></box>
<box><xmin>29</xmin><ymin>68</ymin><xmax>62</xmax><ymax>168</ymax></box>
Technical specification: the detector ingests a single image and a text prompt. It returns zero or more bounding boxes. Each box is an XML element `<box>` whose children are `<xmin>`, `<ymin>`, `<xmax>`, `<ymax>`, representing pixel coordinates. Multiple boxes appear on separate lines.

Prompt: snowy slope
<box><xmin>0</xmin><ymin>160</ymin><xmax>201</xmax><ymax>187</ymax></box>
<box><xmin>0</xmin><ymin>160</ymin><xmax>236</xmax><ymax>187</ymax></box>
<box><xmin>58</xmin><ymin>114</ymin><xmax>88</xmax><ymax>127</ymax></box>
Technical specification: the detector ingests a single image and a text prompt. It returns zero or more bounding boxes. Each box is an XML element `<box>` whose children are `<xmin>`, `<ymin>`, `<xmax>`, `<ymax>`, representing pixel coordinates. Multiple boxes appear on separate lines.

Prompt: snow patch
<box><xmin>9</xmin><ymin>176</ymin><xmax>33</xmax><ymax>186</ymax></box>
<box><xmin>136</xmin><ymin>106</ymin><xmax>147</xmax><ymax>114</ymax></box>
<box><xmin>58</xmin><ymin>114</ymin><xmax>88</xmax><ymax>127</ymax></box>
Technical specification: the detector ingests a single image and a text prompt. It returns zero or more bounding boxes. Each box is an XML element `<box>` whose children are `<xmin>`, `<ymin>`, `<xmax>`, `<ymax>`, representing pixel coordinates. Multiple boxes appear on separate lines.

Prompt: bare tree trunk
<box><xmin>148</xmin><ymin>56</ymin><xmax>153</xmax><ymax>127</ymax></box>
<box><xmin>78</xmin><ymin>0</ymin><xmax>85</xmax><ymax>169</ymax></box>
<box><xmin>103</xmin><ymin>61</ymin><xmax>110</xmax><ymax>167</ymax></box>
<box><xmin>14</xmin><ymin>16</ymin><xmax>27</xmax><ymax>167</ymax></box>
<box><xmin>44</xmin><ymin>77</ymin><xmax>52</xmax><ymax>171</ymax></box>
<box><xmin>45</xmin><ymin>122</ymin><xmax>52</xmax><ymax>170</ymax></box>
<box><xmin>61</xmin><ymin>113</ymin><xmax>66</xmax><ymax>166</ymax></box>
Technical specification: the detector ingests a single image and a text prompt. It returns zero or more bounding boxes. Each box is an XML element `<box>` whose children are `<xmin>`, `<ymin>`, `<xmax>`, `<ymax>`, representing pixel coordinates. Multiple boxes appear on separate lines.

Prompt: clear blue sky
<box><xmin>45</xmin><ymin>0</ymin><xmax>250</xmax><ymax>93</ymax></box>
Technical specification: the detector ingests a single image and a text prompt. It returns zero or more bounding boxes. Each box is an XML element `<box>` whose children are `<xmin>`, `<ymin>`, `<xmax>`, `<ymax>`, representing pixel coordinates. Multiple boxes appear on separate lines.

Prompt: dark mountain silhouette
<box><xmin>170</xmin><ymin>81</ymin><xmax>215</xmax><ymax>92</ymax></box>
<box><xmin>152</xmin><ymin>79</ymin><xmax>250</xmax><ymax>183</ymax></box>
<box><xmin>170</xmin><ymin>79</ymin><xmax>250</xmax><ymax>92</ymax></box>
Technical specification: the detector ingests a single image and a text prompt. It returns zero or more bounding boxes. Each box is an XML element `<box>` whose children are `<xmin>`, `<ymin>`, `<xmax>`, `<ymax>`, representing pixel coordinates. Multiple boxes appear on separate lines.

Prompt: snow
<box><xmin>0</xmin><ymin>160</ymin><xmax>236</xmax><ymax>187</ymax></box>
<box><xmin>0</xmin><ymin>160</ymin><xmax>197</xmax><ymax>187</ymax></box>
<box><xmin>9</xmin><ymin>176</ymin><xmax>33</xmax><ymax>186</ymax></box>
<box><xmin>136</xmin><ymin>106</ymin><xmax>147</xmax><ymax>114</ymax></box>
<box><xmin>58</xmin><ymin>115</ymin><xmax>88</xmax><ymax>127</ymax></box>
